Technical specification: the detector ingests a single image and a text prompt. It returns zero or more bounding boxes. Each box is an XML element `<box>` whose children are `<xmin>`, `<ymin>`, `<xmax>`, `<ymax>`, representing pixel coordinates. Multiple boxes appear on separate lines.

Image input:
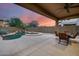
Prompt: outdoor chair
<box><xmin>55</xmin><ymin>31</ymin><xmax>58</xmax><ymax>36</ymax></box>
<box><xmin>58</xmin><ymin>33</ymin><xmax>71</xmax><ymax>46</ymax></box>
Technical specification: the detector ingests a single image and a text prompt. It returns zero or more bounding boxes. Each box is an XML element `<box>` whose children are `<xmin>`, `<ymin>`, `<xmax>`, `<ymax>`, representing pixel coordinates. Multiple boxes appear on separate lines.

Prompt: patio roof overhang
<box><xmin>16</xmin><ymin>3</ymin><xmax>79</xmax><ymax>21</ymax></box>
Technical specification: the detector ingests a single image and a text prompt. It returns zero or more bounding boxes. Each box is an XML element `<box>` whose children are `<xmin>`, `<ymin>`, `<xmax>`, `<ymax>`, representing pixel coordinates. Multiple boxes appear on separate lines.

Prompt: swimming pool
<box><xmin>3</xmin><ymin>31</ymin><xmax>25</xmax><ymax>40</ymax></box>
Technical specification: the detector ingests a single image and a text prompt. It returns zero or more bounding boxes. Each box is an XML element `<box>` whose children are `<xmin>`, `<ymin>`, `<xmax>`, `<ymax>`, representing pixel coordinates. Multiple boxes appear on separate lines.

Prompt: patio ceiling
<box><xmin>16</xmin><ymin>3</ymin><xmax>79</xmax><ymax>21</ymax></box>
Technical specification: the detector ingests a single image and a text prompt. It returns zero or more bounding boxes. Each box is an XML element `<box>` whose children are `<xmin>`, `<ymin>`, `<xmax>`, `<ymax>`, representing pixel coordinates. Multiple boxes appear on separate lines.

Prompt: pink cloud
<box><xmin>20</xmin><ymin>15</ymin><xmax>32</xmax><ymax>24</ymax></box>
<box><xmin>36</xmin><ymin>15</ymin><xmax>56</xmax><ymax>26</ymax></box>
<box><xmin>19</xmin><ymin>14</ymin><xmax>56</xmax><ymax>27</ymax></box>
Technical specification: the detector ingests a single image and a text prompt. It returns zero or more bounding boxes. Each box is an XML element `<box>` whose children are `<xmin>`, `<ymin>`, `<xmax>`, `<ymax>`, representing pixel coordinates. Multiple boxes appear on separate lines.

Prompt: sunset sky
<box><xmin>0</xmin><ymin>3</ymin><xmax>56</xmax><ymax>27</ymax></box>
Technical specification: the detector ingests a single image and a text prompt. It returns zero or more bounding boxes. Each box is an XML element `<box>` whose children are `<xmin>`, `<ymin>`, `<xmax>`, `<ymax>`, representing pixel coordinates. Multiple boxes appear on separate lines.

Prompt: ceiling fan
<box><xmin>64</xmin><ymin>3</ymin><xmax>70</xmax><ymax>13</ymax></box>
<box><xmin>64</xmin><ymin>3</ymin><xmax>74</xmax><ymax>13</ymax></box>
<box><xmin>54</xmin><ymin>3</ymin><xmax>78</xmax><ymax>14</ymax></box>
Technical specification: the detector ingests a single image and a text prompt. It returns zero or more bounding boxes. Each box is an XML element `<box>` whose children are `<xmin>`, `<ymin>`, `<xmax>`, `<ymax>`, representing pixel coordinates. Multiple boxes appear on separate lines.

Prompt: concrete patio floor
<box><xmin>0</xmin><ymin>33</ymin><xmax>79</xmax><ymax>56</ymax></box>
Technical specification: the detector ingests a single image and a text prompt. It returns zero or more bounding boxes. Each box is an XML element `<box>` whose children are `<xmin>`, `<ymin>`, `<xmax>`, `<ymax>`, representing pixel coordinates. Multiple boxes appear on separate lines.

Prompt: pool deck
<box><xmin>0</xmin><ymin>33</ymin><xmax>79</xmax><ymax>56</ymax></box>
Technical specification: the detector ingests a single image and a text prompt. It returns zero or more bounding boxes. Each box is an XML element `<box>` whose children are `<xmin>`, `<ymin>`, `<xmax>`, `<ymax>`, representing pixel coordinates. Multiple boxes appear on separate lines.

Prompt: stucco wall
<box><xmin>26</xmin><ymin>26</ymin><xmax>79</xmax><ymax>34</ymax></box>
<box><xmin>26</xmin><ymin>27</ymin><xmax>56</xmax><ymax>33</ymax></box>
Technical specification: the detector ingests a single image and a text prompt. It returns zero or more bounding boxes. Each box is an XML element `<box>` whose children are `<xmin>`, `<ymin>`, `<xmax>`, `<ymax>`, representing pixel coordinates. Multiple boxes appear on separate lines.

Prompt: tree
<box><xmin>9</xmin><ymin>18</ymin><xmax>23</xmax><ymax>28</ymax></box>
<box><xmin>29</xmin><ymin>21</ymin><xmax>38</xmax><ymax>28</ymax></box>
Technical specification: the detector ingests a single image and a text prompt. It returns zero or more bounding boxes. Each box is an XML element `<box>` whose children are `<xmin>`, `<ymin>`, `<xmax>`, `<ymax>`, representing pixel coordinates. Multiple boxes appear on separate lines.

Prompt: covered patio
<box><xmin>0</xmin><ymin>33</ymin><xmax>79</xmax><ymax>56</ymax></box>
<box><xmin>0</xmin><ymin>3</ymin><xmax>79</xmax><ymax>56</ymax></box>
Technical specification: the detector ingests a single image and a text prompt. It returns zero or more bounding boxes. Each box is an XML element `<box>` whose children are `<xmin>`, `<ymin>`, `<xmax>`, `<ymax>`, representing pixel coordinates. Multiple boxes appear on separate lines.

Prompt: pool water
<box><xmin>3</xmin><ymin>31</ymin><xmax>25</xmax><ymax>40</ymax></box>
